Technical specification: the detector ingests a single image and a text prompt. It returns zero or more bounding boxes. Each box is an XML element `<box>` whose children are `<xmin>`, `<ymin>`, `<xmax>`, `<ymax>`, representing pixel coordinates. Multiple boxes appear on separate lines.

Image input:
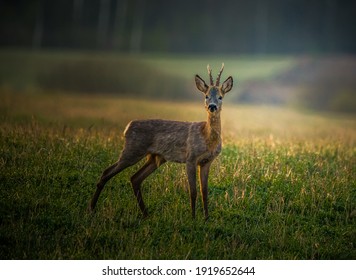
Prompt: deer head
<box><xmin>195</xmin><ymin>63</ymin><xmax>233</xmax><ymax>114</ymax></box>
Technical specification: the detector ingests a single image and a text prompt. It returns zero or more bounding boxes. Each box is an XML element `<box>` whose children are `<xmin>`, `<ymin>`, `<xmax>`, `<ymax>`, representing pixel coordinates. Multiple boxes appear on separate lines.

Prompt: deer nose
<box><xmin>208</xmin><ymin>104</ymin><xmax>217</xmax><ymax>112</ymax></box>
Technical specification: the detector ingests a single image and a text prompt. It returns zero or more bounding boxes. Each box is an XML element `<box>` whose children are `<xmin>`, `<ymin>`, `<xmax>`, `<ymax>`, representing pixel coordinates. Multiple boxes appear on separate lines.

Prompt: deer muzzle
<box><xmin>208</xmin><ymin>104</ymin><xmax>218</xmax><ymax>112</ymax></box>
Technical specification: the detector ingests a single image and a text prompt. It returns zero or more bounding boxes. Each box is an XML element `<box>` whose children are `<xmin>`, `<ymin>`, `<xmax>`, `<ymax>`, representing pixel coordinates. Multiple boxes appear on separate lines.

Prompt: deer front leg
<box><xmin>199</xmin><ymin>161</ymin><xmax>212</xmax><ymax>220</ymax></box>
<box><xmin>186</xmin><ymin>161</ymin><xmax>197</xmax><ymax>219</ymax></box>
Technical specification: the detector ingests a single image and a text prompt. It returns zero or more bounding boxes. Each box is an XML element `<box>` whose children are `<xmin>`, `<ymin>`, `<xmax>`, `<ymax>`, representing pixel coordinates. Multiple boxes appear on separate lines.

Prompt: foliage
<box><xmin>2</xmin><ymin>50</ymin><xmax>356</xmax><ymax>113</ymax></box>
<box><xmin>238</xmin><ymin>57</ymin><xmax>356</xmax><ymax>113</ymax></box>
<box><xmin>0</xmin><ymin>51</ymin><xmax>189</xmax><ymax>100</ymax></box>
<box><xmin>0</xmin><ymin>90</ymin><xmax>355</xmax><ymax>259</ymax></box>
<box><xmin>1</xmin><ymin>0</ymin><xmax>355</xmax><ymax>54</ymax></box>
<box><xmin>0</xmin><ymin>50</ymin><xmax>295</xmax><ymax>104</ymax></box>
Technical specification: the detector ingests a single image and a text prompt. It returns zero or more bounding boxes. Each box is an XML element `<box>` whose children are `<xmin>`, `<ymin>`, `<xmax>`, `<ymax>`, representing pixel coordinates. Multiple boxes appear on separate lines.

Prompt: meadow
<box><xmin>0</xmin><ymin>50</ymin><xmax>293</xmax><ymax>101</ymax></box>
<box><xmin>0</xmin><ymin>88</ymin><xmax>355</xmax><ymax>259</ymax></box>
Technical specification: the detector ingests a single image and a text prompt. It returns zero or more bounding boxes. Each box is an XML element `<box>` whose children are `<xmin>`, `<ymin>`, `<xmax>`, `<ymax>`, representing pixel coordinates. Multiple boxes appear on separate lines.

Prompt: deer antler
<box><xmin>207</xmin><ymin>64</ymin><xmax>214</xmax><ymax>86</ymax></box>
<box><xmin>215</xmin><ymin>63</ymin><xmax>225</xmax><ymax>86</ymax></box>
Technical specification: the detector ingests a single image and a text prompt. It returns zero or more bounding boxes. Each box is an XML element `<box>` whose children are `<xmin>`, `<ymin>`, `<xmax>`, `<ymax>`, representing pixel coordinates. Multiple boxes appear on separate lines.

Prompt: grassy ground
<box><xmin>1</xmin><ymin>50</ymin><xmax>354</xmax><ymax>113</ymax></box>
<box><xmin>0</xmin><ymin>50</ymin><xmax>294</xmax><ymax>100</ymax></box>
<box><xmin>141</xmin><ymin>54</ymin><xmax>293</xmax><ymax>81</ymax></box>
<box><xmin>0</xmin><ymin>89</ymin><xmax>355</xmax><ymax>259</ymax></box>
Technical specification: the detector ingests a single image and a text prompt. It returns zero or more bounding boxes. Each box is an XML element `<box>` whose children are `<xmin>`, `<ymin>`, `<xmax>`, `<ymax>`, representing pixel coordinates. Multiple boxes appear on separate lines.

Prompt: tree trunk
<box><xmin>97</xmin><ymin>0</ymin><xmax>111</xmax><ymax>49</ymax></box>
<box><xmin>129</xmin><ymin>0</ymin><xmax>145</xmax><ymax>53</ymax></box>
<box><xmin>112</xmin><ymin>0</ymin><xmax>128</xmax><ymax>50</ymax></box>
<box><xmin>32</xmin><ymin>0</ymin><xmax>44</xmax><ymax>50</ymax></box>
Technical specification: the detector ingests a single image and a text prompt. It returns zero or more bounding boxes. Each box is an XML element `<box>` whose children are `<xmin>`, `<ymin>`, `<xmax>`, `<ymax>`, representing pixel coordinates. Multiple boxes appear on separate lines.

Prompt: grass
<box><xmin>0</xmin><ymin>50</ymin><xmax>294</xmax><ymax>99</ymax></box>
<box><xmin>141</xmin><ymin>54</ymin><xmax>293</xmax><ymax>81</ymax></box>
<box><xmin>2</xmin><ymin>49</ymin><xmax>354</xmax><ymax>113</ymax></box>
<box><xmin>0</xmin><ymin>89</ymin><xmax>355</xmax><ymax>260</ymax></box>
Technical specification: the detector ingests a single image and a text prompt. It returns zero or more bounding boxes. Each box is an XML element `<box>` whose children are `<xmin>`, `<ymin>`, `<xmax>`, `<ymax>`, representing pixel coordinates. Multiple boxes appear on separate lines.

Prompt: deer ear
<box><xmin>195</xmin><ymin>75</ymin><xmax>209</xmax><ymax>93</ymax></box>
<box><xmin>221</xmin><ymin>76</ymin><xmax>233</xmax><ymax>94</ymax></box>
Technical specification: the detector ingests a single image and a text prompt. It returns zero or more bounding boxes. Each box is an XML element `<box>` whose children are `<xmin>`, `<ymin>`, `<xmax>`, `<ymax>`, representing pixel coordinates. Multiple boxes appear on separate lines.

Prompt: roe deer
<box><xmin>89</xmin><ymin>64</ymin><xmax>233</xmax><ymax>219</ymax></box>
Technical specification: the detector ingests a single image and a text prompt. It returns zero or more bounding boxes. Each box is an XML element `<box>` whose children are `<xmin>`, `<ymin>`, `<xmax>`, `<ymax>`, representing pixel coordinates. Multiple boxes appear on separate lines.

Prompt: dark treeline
<box><xmin>1</xmin><ymin>0</ymin><xmax>355</xmax><ymax>54</ymax></box>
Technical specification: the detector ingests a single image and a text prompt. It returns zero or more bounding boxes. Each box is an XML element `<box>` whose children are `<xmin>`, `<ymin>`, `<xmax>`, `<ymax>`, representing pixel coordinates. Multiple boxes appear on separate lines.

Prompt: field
<box><xmin>0</xmin><ymin>87</ymin><xmax>355</xmax><ymax>259</ymax></box>
<box><xmin>0</xmin><ymin>50</ymin><xmax>294</xmax><ymax>101</ymax></box>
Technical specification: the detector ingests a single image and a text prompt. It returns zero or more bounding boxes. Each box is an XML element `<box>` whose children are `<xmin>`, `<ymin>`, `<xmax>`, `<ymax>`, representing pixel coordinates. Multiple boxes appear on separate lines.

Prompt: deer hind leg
<box><xmin>130</xmin><ymin>154</ymin><xmax>166</xmax><ymax>217</ymax></box>
<box><xmin>199</xmin><ymin>162</ymin><xmax>212</xmax><ymax>221</ymax></box>
<box><xmin>89</xmin><ymin>148</ymin><xmax>145</xmax><ymax>212</ymax></box>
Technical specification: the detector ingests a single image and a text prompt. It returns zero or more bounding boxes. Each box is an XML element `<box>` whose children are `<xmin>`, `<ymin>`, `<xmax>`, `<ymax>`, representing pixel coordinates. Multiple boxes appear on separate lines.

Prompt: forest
<box><xmin>1</xmin><ymin>0</ymin><xmax>355</xmax><ymax>54</ymax></box>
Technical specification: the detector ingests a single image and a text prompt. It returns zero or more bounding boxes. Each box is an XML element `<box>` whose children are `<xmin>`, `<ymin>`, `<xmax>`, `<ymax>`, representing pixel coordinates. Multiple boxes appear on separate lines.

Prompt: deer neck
<box><xmin>204</xmin><ymin>112</ymin><xmax>221</xmax><ymax>150</ymax></box>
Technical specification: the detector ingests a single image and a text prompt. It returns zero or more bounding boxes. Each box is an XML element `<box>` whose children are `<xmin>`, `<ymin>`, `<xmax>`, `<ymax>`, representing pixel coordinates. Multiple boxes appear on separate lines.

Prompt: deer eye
<box><xmin>218</xmin><ymin>96</ymin><xmax>223</xmax><ymax>100</ymax></box>
<box><xmin>205</xmin><ymin>95</ymin><xmax>209</xmax><ymax>99</ymax></box>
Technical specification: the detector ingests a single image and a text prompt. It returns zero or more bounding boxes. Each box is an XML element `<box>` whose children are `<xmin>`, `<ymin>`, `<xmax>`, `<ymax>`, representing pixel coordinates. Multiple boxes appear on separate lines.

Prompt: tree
<box><xmin>112</xmin><ymin>0</ymin><xmax>129</xmax><ymax>50</ymax></box>
<box><xmin>129</xmin><ymin>0</ymin><xmax>145</xmax><ymax>53</ymax></box>
<box><xmin>97</xmin><ymin>0</ymin><xmax>111</xmax><ymax>48</ymax></box>
<box><xmin>32</xmin><ymin>0</ymin><xmax>44</xmax><ymax>49</ymax></box>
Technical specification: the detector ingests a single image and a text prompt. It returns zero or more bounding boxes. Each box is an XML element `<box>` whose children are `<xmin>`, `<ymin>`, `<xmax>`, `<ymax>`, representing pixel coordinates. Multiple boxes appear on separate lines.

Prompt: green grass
<box><xmin>0</xmin><ymin>90</ymin><xmax>355</xmax><ymax>259</ymax></box>
<box><xmin>141</xmin><ymin>54</ymin><xmax>293</xmax><ymax>81</ymax></box>
<box><xmin>2</xmin><ymin>50</ymin><xmax>354</xmax><ymax>113</ymax></box>
<box><xmin>0</xmin><ymin>50</ymin><xmax>294</xmax><ymax>99</ymax></box>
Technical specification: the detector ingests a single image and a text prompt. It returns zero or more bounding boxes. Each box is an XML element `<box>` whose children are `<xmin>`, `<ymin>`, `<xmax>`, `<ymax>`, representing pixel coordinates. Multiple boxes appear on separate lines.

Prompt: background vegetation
<box><xmin>1</xmin><ymin>0</ymin><xmax>355</xmax><ymax>54</ymax></box>
<box><xmin>1</xmin><ymin>50</ymin><xmax>355</xmax><ymax>113</ymax></box>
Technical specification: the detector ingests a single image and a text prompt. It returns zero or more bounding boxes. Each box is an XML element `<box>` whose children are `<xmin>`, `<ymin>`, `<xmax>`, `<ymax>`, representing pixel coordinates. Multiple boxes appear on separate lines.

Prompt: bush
<box><xmin>0</xmin><ymin>51</ymin><xmax>190</xmax><ymax>100</ymax></box>
<box><xmin>36</xmin><ymin>55</ymin><xmax>190</xmax><ymax>99</ymax></box>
